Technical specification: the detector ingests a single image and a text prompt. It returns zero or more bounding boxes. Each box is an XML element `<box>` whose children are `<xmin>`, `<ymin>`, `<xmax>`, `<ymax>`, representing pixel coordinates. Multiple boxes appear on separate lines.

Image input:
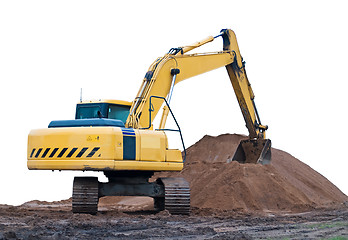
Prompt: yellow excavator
<box><xmin>27</xmin><ymin>29</ymin><xmax>271</xmax><ymax>215</ymax></box>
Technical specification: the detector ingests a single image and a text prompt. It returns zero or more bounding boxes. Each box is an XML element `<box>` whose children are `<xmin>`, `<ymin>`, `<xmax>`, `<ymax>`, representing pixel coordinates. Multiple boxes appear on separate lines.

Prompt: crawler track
<box><xmin>72</xmin><ymin>177</ymin><xmax>99</xmax><ymax>214</ymax></box>
<box><xmin>71</xmin><ymin>176</ymin><xmax>190</xmax><ymax>215</ymax></box>
<box><xmin>159</xmin><ymin>178</ymin><xmax>191</xmax><ymax>215</ymax></box>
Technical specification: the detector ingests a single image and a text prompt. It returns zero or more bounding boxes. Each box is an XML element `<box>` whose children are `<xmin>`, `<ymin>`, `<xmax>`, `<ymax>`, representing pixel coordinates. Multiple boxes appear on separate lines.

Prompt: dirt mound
<box><xmin>157</xmin><ymin>134</ymin><xmax>348</xmax><ymax>213</ymax></box>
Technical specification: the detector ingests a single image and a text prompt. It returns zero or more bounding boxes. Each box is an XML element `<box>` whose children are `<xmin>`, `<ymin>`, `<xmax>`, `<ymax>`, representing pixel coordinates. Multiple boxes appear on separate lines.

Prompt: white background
<box><xmin>1</xmin><ymin>0</ymin><xmax>347</xmax><ymax>205</ymax></box>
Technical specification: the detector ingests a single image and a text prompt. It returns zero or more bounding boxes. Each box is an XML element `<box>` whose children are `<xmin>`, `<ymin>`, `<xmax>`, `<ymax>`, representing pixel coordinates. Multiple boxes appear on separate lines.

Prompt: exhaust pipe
<box><xmin>232</xmin><ymin>139</ymin><xmax>272</xmax><ymax>165</ymax></box>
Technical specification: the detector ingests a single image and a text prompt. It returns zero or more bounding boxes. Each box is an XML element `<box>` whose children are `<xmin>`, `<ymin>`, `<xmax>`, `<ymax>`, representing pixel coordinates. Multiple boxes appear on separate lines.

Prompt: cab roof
<box><xmin>78</xmin><ymin>99</ymin><xmax>132</xmax><ymax>106</ymax></box>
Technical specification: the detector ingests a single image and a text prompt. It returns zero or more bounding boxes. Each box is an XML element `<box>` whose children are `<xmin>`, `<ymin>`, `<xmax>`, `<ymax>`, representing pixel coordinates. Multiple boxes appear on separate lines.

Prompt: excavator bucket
<box><xmin>232</xmin><ymin>139</ymin><xmax>272</xmax><ymax>165</ymax></box>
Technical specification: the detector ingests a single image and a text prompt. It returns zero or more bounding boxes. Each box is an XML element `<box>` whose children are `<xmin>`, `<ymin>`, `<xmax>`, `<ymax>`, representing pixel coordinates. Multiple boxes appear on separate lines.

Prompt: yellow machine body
<box><xmin>26</xmin><ymin>29</ymin><xmax>272</xmax><ymax>215</ymax></box>
<box><xmin>27</xmin><ymin>126</ymin><xmax>183</xmax><ymax>171</ymax></box>
<box><xmin>27</xmin><ymin>29</ymin><xmax>271</xmax><ymax>174</ymax></box>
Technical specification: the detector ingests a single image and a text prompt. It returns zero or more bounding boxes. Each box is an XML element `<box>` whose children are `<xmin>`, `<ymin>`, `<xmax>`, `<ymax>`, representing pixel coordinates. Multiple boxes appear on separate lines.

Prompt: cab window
<box><xmin>76</xmin><ymin>105</ymin><xmax>102</xmax><ymax>119</ymax></box>
<box><xmin>108</xmin><ymin>104</ymin><xmax>130</xmax><ymax>123</ymax></box>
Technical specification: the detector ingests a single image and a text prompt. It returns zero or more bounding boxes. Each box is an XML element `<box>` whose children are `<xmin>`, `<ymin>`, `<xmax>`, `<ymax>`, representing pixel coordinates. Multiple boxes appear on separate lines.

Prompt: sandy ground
<box><xmin>0</xmin><ymin>200</ymin><xmax>347</xmax><ymax>240</ymax></box>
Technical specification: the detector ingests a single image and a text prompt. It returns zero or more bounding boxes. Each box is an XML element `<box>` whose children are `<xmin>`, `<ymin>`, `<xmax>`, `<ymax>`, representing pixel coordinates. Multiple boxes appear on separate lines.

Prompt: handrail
<box><xmin>140</xmin><ymin>96</ymin><xmax>186</xmax><ymax>162</ymax></box>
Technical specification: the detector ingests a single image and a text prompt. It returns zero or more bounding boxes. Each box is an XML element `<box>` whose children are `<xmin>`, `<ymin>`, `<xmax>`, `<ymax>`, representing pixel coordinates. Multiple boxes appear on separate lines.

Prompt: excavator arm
<box><xmin>126</xmin><ymin>29</ymin><xmax>269</xmax><ymax>142</ymax></box>
<box><xmin>221</xmin><ymin>29</ymin><xmax>268</xmax><ymax>139</ymax></box>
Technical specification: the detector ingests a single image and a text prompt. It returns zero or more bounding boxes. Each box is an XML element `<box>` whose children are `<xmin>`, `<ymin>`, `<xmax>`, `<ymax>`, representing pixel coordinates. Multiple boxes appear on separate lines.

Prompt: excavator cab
<box><xmin>75</xmin><ymin>100</ymin><xmax>132</xmax><ymax>124</ymax></box>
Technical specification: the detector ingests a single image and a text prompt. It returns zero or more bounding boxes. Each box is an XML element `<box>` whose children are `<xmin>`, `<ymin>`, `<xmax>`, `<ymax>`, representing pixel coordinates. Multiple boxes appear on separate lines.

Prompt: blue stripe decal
<box><xmin>122</xmin><ymin>128</ymin><xmax>136</xmax><ymax>160</ymax></box>
<box><xmin>121</xmin><ymin>128</ymin><xmax>135</xmax><ymax>136</ymax></box>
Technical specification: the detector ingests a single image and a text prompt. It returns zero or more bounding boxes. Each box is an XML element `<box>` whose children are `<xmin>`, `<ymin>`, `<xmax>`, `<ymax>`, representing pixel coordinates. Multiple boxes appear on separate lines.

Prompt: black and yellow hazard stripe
<box><xmin>30</xmin><ymin>147</ymin><xmax>100</xmax><ymax>159</ymax></box>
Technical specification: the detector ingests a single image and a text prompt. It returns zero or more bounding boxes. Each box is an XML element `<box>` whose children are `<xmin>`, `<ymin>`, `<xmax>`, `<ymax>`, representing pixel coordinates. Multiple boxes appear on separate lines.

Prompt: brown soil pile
<box><xmin>157</xmin><ymin>134</ymin><xmax>348</xmax><ymax>213</ymax></box>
